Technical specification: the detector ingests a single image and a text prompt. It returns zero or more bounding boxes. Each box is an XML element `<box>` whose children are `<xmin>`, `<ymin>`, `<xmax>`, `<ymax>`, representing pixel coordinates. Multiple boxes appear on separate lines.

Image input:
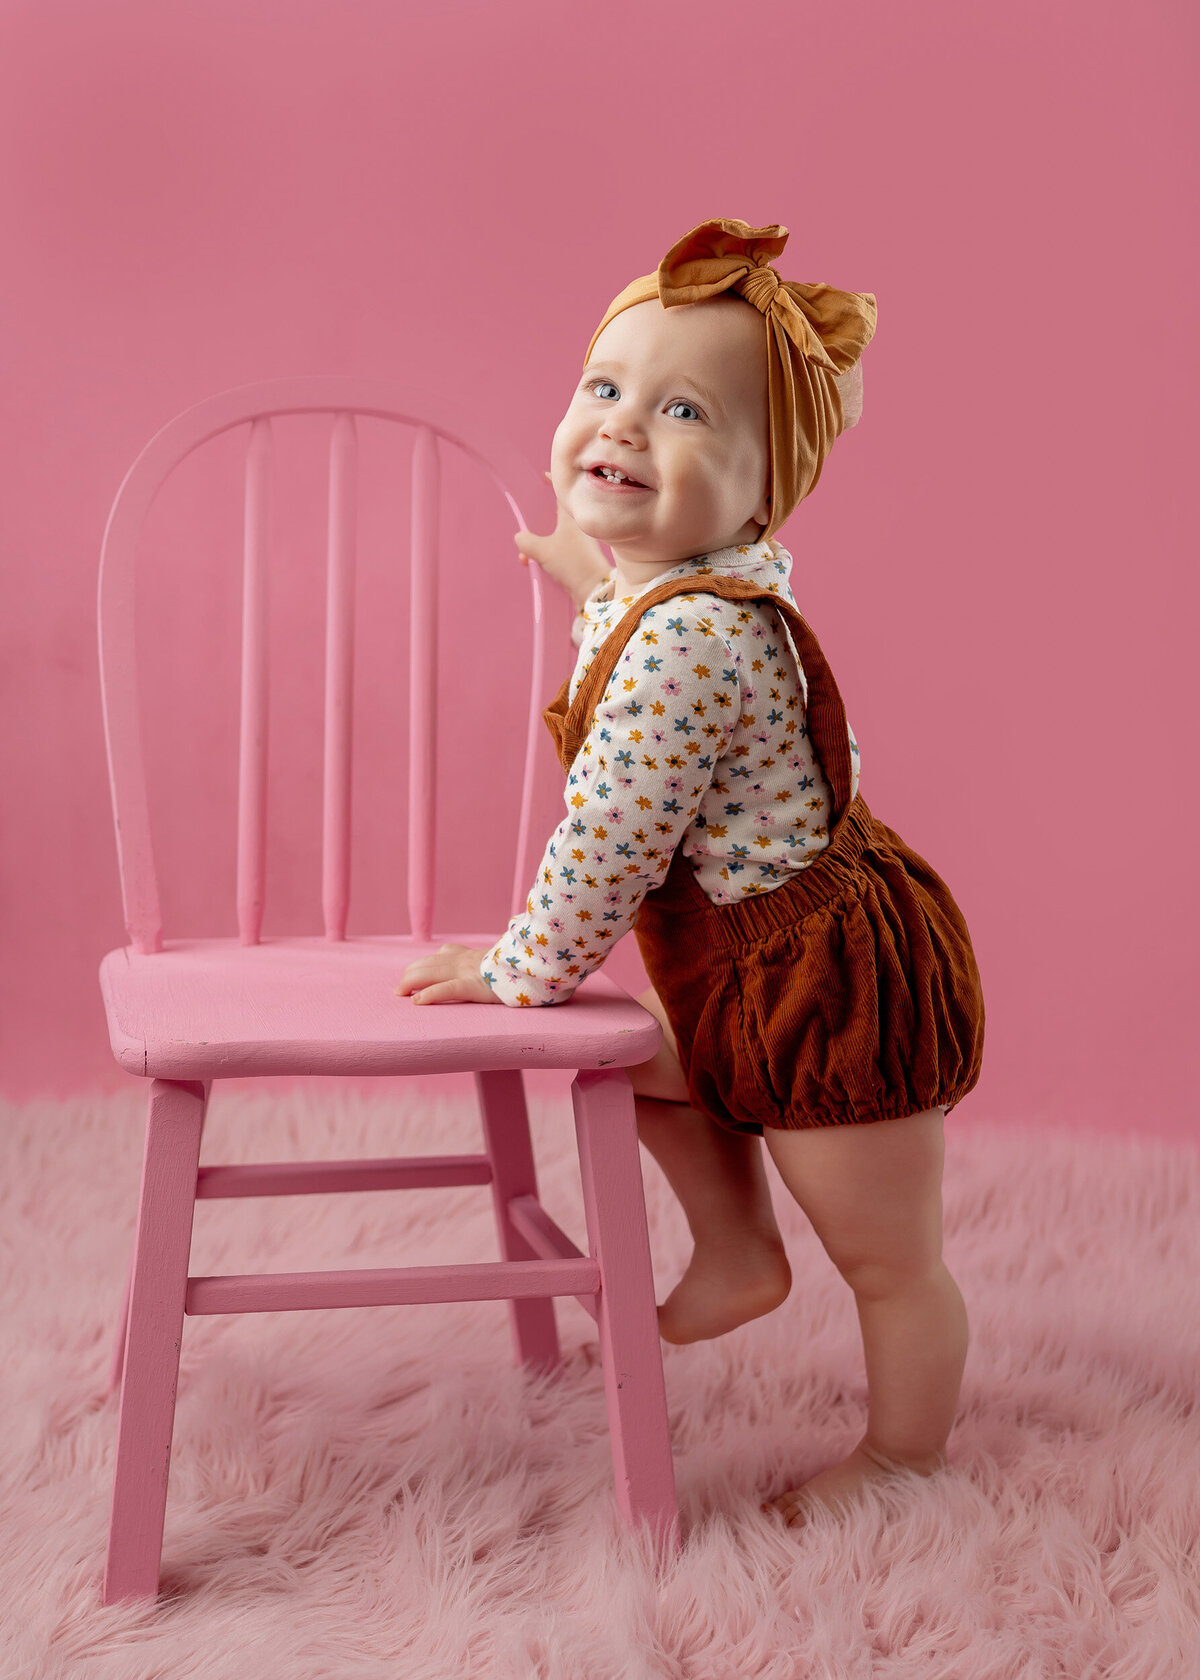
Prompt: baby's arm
<box><xmin>480</xmin><ymin>600</ymin><xmax>739</xmax><ymax>1006</ymax></box>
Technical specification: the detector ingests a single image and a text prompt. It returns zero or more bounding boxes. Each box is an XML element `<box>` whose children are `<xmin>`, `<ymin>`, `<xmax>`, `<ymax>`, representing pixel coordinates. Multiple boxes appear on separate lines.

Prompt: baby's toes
<box><xmin>760</xmin><ymin>1489</ymin><xmax>812</xmax><ymax>1527</ymax></box>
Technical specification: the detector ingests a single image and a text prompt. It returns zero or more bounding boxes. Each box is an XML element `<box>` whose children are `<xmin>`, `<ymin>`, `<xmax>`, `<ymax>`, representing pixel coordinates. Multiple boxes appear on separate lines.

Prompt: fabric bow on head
<box><xmin>584</xmin><ymin>217</ymin><xmax>877</xmax><ymax>540</ymax></box>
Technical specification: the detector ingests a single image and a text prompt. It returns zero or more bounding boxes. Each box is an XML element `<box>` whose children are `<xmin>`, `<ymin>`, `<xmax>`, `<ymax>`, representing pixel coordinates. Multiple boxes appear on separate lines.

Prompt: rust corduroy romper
<box><xmin>543</xmin><ymin>573</ymin><xmax>986</xmax><ymax>1136</ymax></box>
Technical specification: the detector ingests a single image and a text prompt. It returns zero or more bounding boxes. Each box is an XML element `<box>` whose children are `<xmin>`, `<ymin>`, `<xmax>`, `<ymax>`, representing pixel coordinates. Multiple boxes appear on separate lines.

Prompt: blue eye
<box><xmin>667</xmin><ymin>400</ymin><xmax>700</xmax><ymax>421</ymax></box>
<box><xmin>589</xmin><ymin>380</ymin><xmax>619</xmax><ymax>400</ymax></box>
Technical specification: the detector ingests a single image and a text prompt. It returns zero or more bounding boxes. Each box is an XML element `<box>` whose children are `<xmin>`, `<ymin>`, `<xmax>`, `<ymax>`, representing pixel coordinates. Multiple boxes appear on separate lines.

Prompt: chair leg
<box><xmin>475</xmin><ymin>1070</ymin><xmax>561</xmax><ymax>1375</ymax></box>
<box><xmin>103</xmin><ymin>1078</ymin><xmax>208</xmax><ymax>1604</ymax></box>
<box><xmin>107</xmin><ymin>1081</ymin><xmax>211</xmax><ymax>1400</ymax></box>
<box><xmin>571</xmin><ymin>1068</ymin><xmax>679</xmax><ymax>1555</ymax></box>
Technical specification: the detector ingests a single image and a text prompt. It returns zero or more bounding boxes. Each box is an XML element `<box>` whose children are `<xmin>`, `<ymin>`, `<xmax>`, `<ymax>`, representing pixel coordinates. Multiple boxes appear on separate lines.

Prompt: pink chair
<box><xmin>96</xmin><ymin>376</ymin><xmax>677</xmax><ymax>1603</ymax></box>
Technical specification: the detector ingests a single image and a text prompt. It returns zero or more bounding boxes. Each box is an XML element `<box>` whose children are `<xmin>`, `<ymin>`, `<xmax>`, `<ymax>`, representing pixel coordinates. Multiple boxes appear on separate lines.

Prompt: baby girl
<box><xmin>396</xmin><ymin>218</ymin><xmax>985</xmax><ymax>1527</ymax></box>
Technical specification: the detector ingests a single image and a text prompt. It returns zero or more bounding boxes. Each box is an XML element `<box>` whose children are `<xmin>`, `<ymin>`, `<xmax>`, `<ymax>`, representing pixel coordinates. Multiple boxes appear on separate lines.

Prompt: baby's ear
<box><xmin>835</xmin><ymin>359</ymin><xmax>864</xmax><ymax>429</ymax></box>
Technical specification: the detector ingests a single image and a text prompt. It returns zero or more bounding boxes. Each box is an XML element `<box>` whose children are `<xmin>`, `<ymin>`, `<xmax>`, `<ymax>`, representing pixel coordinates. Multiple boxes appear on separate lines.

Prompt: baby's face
<box><xmin>550</xmin><ymin>295</ymin><xmax>770</xmax><ymax>567</ymax></box>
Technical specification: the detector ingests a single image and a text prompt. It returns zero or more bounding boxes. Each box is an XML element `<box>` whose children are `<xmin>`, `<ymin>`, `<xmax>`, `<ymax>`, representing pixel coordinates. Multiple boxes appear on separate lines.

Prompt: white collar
<box><xmin>595</xmin><ymin>539</ymin><xmax>780</xmax><ymax>607</ymax></box>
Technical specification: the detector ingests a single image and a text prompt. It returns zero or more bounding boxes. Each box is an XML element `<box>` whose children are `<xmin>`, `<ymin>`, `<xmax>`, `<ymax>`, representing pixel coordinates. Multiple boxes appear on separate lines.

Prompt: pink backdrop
<box><xmin>0</xmin><ymin>0</ymin><xmax>1193</xmax><ymax>1142</ymax></box>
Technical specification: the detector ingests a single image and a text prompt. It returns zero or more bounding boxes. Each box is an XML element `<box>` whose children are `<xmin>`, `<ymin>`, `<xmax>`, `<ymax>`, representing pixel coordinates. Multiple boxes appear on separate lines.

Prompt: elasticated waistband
<box><xmin>678</xmin><ymin>795</ymin><xmax>879</xmax><ymax>947</ymax></box>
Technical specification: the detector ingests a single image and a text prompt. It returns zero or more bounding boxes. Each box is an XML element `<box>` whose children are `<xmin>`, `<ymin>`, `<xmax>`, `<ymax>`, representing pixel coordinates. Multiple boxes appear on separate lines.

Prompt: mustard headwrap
<box><xmin>584</xmin><ymin>217</ymin><xmax>877</xmax><ymax>541</ymax></box>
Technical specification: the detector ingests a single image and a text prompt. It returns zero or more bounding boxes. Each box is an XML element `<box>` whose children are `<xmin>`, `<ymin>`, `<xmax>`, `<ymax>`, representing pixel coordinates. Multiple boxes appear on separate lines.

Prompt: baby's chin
<box><xmin>570</xmin><ymin>506</ymin><xmax>628</xmax><ymax>541</ymax></box>
<box><xmin>565</xmin><ymin>491</ymin><xmax>650</xmax><ymax>542</ymax></box>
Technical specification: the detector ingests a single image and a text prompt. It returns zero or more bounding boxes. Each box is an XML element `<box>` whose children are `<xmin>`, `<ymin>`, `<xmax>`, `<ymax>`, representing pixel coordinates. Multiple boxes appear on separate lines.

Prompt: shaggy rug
<box><xmin>2</xmin><ymin>1081</ymin><xmax>1198</xmax><ymax>1680</ymax></box>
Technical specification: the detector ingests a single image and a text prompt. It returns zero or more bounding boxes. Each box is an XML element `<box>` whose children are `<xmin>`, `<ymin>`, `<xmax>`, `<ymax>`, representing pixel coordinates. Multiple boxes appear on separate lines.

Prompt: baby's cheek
<box><xmin>721</xmin><ymin>438</ymin><xmax>769</xmax><ymax>522</ymax></box>
<box><xmin>677</xmin><ymin>463</ymin><xmax>731</xmax><ymax>526</ymax></box>
<box><xmin>549</xmin><ymin>412</ymin><xmax>580</xmax><ymax>478</ymax></box>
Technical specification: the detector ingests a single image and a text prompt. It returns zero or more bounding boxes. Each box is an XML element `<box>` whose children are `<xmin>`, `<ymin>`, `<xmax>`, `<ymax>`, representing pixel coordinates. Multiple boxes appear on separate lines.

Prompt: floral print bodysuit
<box><xmin>481</xmin><ymin>537</ymin><xmax>859</xmax><ymax>1006</ymax></box>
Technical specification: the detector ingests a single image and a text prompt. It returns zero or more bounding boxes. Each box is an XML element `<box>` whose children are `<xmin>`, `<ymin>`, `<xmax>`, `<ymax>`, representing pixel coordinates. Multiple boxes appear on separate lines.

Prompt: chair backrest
<box><xmin>98</xmin><ymin>376</ymin><xmax>554</xmax><ymax>954</ymax></box>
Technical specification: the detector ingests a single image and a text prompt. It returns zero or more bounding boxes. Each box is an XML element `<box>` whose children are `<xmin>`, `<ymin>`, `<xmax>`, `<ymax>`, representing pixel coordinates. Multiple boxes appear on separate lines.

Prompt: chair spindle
<box><xmin>237</xmin><ymin>418</ymin><xmax>272</xmax><ymax>946</ymax></box>
<box><xmin>408</xmin><ymin>426</ymin><xmax>440</xmax><ymax>942</ymax></box>
<box><xmin>323</xmin><ymin>413</ymin><xmax>358</xmax><ymax>940</ymax></box>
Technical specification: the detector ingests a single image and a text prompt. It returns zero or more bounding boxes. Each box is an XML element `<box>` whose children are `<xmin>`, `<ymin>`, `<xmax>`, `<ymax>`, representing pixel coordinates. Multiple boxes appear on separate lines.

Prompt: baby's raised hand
<box><xmin>394</xmin><ymin>944</ymin><xmax>500</xmax><ymax>1006</ymax></box>
<box><xmin>515</xmin><ymin>471</ymin><xmax>611</xmax><ymax>609</ymax></box>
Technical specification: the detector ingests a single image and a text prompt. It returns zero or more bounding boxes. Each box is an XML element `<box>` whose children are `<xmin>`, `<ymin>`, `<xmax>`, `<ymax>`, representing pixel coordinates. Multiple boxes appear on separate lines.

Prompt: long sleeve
<box><xmin>481</xmin><ymin>598</ymin><xmax>739</xmax><ymax>1006</ymax></box>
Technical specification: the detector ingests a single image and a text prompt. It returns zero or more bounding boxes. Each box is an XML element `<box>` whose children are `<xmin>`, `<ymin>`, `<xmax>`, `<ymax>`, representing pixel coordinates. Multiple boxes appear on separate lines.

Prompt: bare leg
<box><xmin>628</xmin><ymin>988</ymin><xmax>791</xmax><ymax>1343</ymax></box>
<box><xmin>758</xmin><ymin>1106</ymin><xmax>968</xmax><ymax>1525</ymax></box>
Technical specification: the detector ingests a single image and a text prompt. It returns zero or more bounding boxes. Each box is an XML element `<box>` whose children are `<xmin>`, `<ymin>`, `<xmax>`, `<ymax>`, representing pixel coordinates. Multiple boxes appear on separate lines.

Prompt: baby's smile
<box><xmin>581</xmin><ymin>458</ymin><xmax>655</xmax><ymax>494</ymax></box>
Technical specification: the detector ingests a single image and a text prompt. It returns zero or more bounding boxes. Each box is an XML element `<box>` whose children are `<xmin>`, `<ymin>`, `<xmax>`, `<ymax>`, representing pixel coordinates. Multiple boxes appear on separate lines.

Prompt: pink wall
<box><xmin>1</xmin><ymin>0</ymin><xmax>1193</xmax><ymax>1141</ymax></box>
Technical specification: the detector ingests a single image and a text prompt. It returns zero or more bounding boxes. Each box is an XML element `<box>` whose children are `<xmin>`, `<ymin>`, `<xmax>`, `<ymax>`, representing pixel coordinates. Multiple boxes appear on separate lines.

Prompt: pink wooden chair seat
<box><xmin>95</xmin><ymin>377</ymin><xmax>678</xmax><ymax>1604</ymax></box>
<box><xmin>100</xmin><ymin>936</ymin><xmax>660</xmax><ymax>1079</ymax></box>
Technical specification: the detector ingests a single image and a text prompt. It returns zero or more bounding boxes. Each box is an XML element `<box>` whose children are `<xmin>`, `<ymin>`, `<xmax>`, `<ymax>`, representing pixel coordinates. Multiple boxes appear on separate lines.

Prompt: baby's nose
<box><xmin>600</xmin><ymin>414</ymin><xmax>646</xmax><ymax>446</ymax></box>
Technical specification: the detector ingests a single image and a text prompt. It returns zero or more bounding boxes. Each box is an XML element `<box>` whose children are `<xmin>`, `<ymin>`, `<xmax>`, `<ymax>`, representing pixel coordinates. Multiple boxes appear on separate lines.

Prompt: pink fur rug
<box><xmin>3</xmin><ymin>1082</ymin><xmax>1198</xmax><ymax>1679</ymax></box>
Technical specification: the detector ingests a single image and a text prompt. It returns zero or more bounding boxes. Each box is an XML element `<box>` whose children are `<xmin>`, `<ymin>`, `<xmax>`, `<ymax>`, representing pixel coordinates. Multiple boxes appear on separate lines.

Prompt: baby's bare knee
<box><xmin>629</xmin><ymin>986</ymin><xmax>690</xmax><ymax>1104</ymax></box>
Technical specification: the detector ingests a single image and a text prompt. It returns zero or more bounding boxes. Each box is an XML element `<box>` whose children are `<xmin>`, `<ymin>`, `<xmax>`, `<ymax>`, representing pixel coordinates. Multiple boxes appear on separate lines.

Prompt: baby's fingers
<box><xmin>393</xmin><ymin>969</ymin><xmax>454</xmax><ymax>1002</ymax></box>
<box><xmin>513</xmin><ymin>477</ymin><xmax>558</xmax><ymax>563</ymax></box>
<box><xmin>407</xmin><ymin>980</ymin><xmax>462</xmax><ymax>1005</ymax></box>
<box><xmin>393</xmin><ymin>954</ymin><xmax>445</xmax><ymax>995</ymax></box>
<box><xmin>394</xmin><ymin>944</ymin><xmax>492</xmax><ymax>1007</ymax></box>
<box><xmin>514</xmin><ymin>529</ymin><xmax>553</xmax><ymax>571</ymax></box>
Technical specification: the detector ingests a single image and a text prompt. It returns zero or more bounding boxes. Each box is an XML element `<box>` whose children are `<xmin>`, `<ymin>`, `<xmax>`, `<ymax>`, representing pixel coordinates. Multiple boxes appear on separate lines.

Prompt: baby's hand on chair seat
<box><xmin>394</xmin><ymin>944</ymin><xmax>500</xmax><ymax>1006</ymax></box>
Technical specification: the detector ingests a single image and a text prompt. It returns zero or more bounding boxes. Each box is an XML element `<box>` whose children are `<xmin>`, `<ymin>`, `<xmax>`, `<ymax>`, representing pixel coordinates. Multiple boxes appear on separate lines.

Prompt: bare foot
<box><xmin>657</xmin><ymin>1233</ymin><xmax>791</xmax><ymax>1344</ymax></box>
<box><xmin>761</xmin><ymin>1441</ymin><xmax>946</xmax><ymax>1527</ymax></box>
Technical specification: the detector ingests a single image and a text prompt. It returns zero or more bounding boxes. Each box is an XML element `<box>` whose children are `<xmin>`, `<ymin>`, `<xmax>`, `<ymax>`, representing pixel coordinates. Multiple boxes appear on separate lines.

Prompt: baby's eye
<box><xmin>667</xmin><ymin>400</ymin><xmax>701</xmax><ymax>421</ymax></box>
<box><xmin>589</xmin><ymin>380</ymin><xmax>619</xmax><ymax>400</ymax></box>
